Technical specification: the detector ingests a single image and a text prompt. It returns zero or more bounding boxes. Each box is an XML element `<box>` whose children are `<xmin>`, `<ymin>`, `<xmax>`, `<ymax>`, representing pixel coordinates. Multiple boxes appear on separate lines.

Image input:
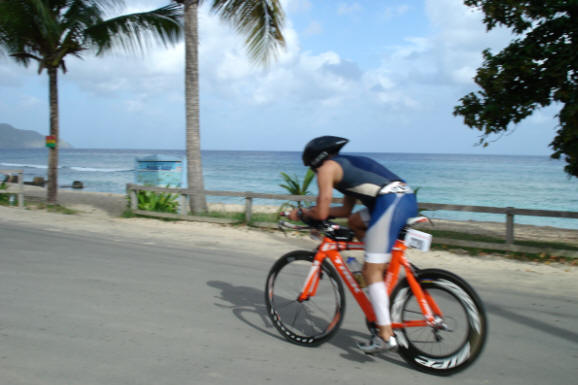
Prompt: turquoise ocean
<box><xmin>1</xmin><ymin>149</ymin><xmax>577</xmax><ymax>229</ymax></box>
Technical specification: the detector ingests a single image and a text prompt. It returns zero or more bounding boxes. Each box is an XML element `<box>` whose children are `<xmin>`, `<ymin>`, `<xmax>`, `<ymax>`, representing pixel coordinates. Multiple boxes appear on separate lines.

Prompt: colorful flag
<box><xmin>45</xmin><ymin>136</ymin><xmax>56</xmax><ymax>148</ymax></box>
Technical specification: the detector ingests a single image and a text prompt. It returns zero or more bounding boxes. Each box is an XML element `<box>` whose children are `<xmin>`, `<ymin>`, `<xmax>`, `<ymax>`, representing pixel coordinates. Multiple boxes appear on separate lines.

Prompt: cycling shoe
<box><xmin>357</xmin><ymin>335</ymin><xmax>398</xmax><ymax>354</ymax></box>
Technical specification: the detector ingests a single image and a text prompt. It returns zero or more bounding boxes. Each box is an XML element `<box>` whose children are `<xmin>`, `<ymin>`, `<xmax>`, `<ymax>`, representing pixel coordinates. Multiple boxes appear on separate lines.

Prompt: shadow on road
<box><xmin>486</xmin><ymin>302</ymin><xmax>578</xmax><ymax>343</ymax></box>
<box><xmin>206</xmin><ymin>280</ymin><xmax>409</xmax><ymax>367</ymax></box>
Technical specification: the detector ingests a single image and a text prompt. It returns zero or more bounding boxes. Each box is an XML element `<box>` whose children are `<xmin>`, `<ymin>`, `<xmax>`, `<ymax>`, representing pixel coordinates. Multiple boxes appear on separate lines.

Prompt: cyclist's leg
<box><xmin>361</xmin><ymin>193</ymin><xmax>418</xmax><ymax>346</ymax></box>
<box><xmin>365</xmin><ymin>192</ymin><xmax>418</xmax><ymax>261</ymax></box>
<box><xmin>347</xmin><ymin>208</ymin><xmax>370</xmax><ymax>241</ymax></box>
<box><xmin>348</xmin><ymin>208</ymin><xmax>396</xmax><ymax>341</ymax></box>
<box><xmin>364</xmin><ymin>263</ymin><xmax>392</xmax><ymax>337</ymax></box>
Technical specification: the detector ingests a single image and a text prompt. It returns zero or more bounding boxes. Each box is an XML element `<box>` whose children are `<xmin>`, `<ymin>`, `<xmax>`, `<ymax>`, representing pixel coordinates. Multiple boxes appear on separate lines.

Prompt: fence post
<box><xmin>130</xmin><ymin>187</ymin><xmax>138</xmax><ymax>211</ymax></box>
<box><xmin>505</xmin><ymin>207</ymin><xmax>514</xmax><ymax>245</ymax></box>
<box><xmin>179</xmin><ymin>194</ymin><xmax>187</xmax><ymax>215</ymax></box>
<box><xmin>245</xmin><ymin>196</ymin><xmax>253</xmax><ymax>223</ymax></box>
<box><xmin>17</xmin><ymin>171</ymin><xmax>24</xmax><ymax>208</ymax></box>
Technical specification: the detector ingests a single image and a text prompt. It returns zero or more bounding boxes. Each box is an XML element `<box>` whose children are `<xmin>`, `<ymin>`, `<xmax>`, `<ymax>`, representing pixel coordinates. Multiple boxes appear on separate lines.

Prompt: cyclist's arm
<box><xmin>328</xmin><ymin>195</ymin><xmax>356</xmax><ymax>218</ymax></box>
<box><xmin>289</xmin><ymin>160</ymin><xmax>341</xmax><ymax>221</ymax></box>
<box><xmin>304</xmin><ymin>162</ymin><xmax>335</xmax><ymax>220</ymax></box>
<box><xmin>292</xmin><ymin>196</ymin><xmax>355</xmax><ymax>222</ymax></box>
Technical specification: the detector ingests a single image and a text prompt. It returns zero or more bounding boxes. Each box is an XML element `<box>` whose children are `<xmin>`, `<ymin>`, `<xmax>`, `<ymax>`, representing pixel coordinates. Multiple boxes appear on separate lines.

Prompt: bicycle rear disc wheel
<box><xmin>265</xmin><ymin>250</ymin><xmax>345</xmax><ymax>346</ymax></box>
<box><xmin>390</xmin><ymin>269</ymin><xmax>487</xmax><ymax>375</ymax></box>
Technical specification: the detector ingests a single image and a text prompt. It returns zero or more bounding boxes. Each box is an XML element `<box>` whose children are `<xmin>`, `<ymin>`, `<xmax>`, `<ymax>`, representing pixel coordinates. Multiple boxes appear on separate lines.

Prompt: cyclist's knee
<box><xmin>363</xmin><ymin>262</ymin><xmax>388</xmax><ymax>284</ymax></box>
<box><xmin>348</xmin><ymin>213</ymin><xmax>367</xmax><ymax>241</ymax></box>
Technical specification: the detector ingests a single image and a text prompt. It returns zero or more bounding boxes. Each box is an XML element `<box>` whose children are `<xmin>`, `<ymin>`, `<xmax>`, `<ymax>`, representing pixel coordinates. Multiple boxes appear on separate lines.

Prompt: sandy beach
<box><xmin>1</xmin><ymin>186</ymin><xmax>577</xmax><ymax>298</ymax></box>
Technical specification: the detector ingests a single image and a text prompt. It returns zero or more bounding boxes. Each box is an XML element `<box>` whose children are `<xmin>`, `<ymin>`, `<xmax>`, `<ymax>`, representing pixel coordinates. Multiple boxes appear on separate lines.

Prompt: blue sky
<box><xmin>0</xmin><ymin>0</ymin><xmax>560</xmax><ymax>155</ymax></box>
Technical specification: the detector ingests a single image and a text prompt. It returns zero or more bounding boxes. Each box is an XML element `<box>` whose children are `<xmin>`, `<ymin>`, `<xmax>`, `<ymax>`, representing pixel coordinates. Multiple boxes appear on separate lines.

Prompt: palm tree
<box><xmin>175</xmin><ymin>0</ymin><xmax>285</xmax><ymax>213</ymax></box>
<box><xmin>0</xmin><ymin>0</ymin><xmax>182</xmax><ymax>204</ymax></box>
<box><xmin>279</xmin><ymin>169</ymin><xmax>315</xmax><ymax>209</ymax></box>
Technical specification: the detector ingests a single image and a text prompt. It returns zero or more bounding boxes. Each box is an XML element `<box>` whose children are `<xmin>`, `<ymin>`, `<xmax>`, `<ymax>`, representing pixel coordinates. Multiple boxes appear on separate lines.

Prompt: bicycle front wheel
<box><xmin>390</xmin><ymin>269</ymin><xmax>487</xmax><ymax>375</ymax></box>
<box><xmin>265</xmin><ymin>250</ymin><xmax>345</xmax><ymax>346</ymax></box>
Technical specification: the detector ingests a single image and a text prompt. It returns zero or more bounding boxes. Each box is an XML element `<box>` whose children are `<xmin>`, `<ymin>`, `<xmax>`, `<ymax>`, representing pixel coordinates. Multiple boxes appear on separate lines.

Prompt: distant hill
<box><xmin>0</xmin><ymin>123</ymin><xmax>72</xmax><ymax>149</ymax></box>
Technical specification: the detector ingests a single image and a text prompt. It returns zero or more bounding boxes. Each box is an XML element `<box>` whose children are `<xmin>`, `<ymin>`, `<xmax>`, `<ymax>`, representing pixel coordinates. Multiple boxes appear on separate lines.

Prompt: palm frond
<box><xmin>0</xmin><ymin>0</ymin><xmax>55</xmax><ymax>65</ymax></box>
<box><xmin>279</xmin><ymin>172</ymin><xmax>292</xmax><ymax>183</ymax></box>
<box><xmin>279</xmin><ymin>183</ymin><xmax>291</xmax><ymax>191</ymax></box>
<box><xmin>302</xmin><ymin>169</ymin><xmax>315</xmax><ymax>194</ymax></box>
<box><xmin>278</xmin><ymin>169</ymin><xmax>316</xmax><ymax>209</ymax></box>
<box><xmin>84</xmin><ymin>3</ymin><xmax>183</xmax><ymax>55</ymax></box>
<box><xmin>0</xmin><ymin>0</ymin><xmax>152</xmax><ymax>69</ymax></box>
<box><xmin>9</xmin><ymin>52</ymin><xmax>43</xmax><ymax>63</ymax></box>
<box><xmin>211</xmin><ymin>0</ymin><xmax>285</xmax><ymax>65</ymax></box>
<box><xmin>280</xmin><ymin>172</ymin><xmax>300</xmax><ymax>194</ymax></box>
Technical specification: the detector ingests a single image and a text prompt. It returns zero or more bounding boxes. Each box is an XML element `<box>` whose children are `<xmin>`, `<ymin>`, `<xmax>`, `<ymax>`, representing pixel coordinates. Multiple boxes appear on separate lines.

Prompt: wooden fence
<box><xmin>126</xmin><ymin>184</ymin><xmax>578</xmax><ymax>258</ymax></box>
<box><xmin>0</xmin><ymin>169</ymin><xmax>25</xmax><ymax>208</ymax></box>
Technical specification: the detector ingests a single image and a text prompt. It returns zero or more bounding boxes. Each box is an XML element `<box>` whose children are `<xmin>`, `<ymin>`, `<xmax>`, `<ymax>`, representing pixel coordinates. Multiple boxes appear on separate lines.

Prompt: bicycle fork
<box><xmin>297</xmin><ymin>260</ymin><xmax>322</xmax><ymax>302</ymax></box>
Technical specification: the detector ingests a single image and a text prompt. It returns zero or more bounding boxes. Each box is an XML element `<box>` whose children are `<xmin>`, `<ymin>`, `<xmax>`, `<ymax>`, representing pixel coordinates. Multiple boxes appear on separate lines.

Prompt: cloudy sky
<box><xmin>0</xmin><ymin>0</ymin><xmax>560</xmax><ymax>155</ymax></box>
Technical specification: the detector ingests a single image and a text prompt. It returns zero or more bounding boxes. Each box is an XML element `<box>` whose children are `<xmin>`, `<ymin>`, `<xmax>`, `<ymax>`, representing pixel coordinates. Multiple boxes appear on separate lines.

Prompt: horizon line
<box><xmin>2</xmin><ymin>147</ymin><xmax>555</xmax><ymax>158</ymax></box>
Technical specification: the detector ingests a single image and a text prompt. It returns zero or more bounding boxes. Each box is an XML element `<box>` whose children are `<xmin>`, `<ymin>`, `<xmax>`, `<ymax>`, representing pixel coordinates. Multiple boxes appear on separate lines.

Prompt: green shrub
<box><xmin>0</xmin><ymin>182</ymin><xmax>10</xmax><ymax>205</ymax></box>
<box><xmin>279</xmin><ymin>169</ymin><xmax>315</xmax><ymax>211</ymax></box>
<box><xmin>136</xmin><ymin>189</ymin><xmax>179</xmax><ymax>213</ymax></box>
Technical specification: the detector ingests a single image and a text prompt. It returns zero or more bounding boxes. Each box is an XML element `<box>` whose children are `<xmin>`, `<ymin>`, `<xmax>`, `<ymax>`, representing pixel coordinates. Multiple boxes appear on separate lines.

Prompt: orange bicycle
<box><xmin>265</xmin><ymin>216</ymin><xmax>487</xmax><ymax>375</ymax></box>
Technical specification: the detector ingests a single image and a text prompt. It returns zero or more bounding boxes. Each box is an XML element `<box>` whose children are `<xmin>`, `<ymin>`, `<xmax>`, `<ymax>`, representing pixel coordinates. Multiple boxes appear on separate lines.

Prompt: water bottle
<box><xmin>346</xmin><ymin>257</ymin><xmax>366</xmax><ymax>288</ymax></box>
<box><xmin>9</xmin><ymin>195</ymin><xmax>15</xmax><ymax>206</ymax></box>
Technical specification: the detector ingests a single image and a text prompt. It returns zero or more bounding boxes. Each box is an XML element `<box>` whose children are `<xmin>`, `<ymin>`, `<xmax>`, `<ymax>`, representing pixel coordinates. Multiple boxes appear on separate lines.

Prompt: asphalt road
<box><xmin>1</xmin><ymin>221</ymin><xmax>577</xmax><ymax>385</ymax></box>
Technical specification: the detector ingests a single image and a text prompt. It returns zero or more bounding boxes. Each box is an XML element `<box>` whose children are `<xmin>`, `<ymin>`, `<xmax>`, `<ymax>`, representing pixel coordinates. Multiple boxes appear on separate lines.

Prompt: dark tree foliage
<box><xmin>454</xmin><ymin>0</ymin><xmax>578</xmax><ymax>177</ymax></box>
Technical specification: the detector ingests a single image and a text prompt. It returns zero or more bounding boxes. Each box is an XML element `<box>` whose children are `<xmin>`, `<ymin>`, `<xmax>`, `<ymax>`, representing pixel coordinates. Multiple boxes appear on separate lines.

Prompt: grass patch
<box><xmin>428</xmin><ymin>229</ymin><xmax>578</xmax><ymax>252</ymax></box>
<box><xmin>122</xmin><ymin>207</ymin><xmax>577</xmax><ymax>263</ymax></box>
<box><xmin>201</xmin><ymin>211</ymin><xmax>245</xmax><ymax>222</ymax></box>
<box><xmin>126</xmin><ymin>208</ymin><xmax>284</xmax><ymax>226</ymax></box>
<box><xmin>248</xmin><ymin>212</ymin><xmax>280</xmax><ymax>223</ymax></box>
<box><xmin>34</xmin><ymin>203</ymin><xmax>78</xmax><ymax>215</ymax></box>
<box><xmin>122</xmin><ymin>209</ymin><xmax>136</xmax><ymax>218</ymax></box>
<box><xmin>0</xmin><ymin>199</ymin><xmax>77</xmax><ymax>215</ymax></box>
<box><xmin>12</xmin><ymin>202</ymin><xmax>78</xmax><ymax>215</ymax></box>
<box><xmin>123</xmin><ymin>209</ymin><xmax>268</xmax><ymax>224</ymax></box>
<box><xmin>428</xmin><ymin>229</ymin><xmax>502</xmax><ymax>243</ymax></box>
<box><xmin>193</xmin><ymin>210</ymin><xmax>280</xmax><ymax>225</ymax></box>
<box><xmin>0</xmin><ymin>197</ymin><xmax>14</xmax><ymax>206</ymax></box>
<box><xmin>515</xmin><ymin>239</ymin><xmax>578</xmax><ymax>251</ymax></box>
<box><xmin>433</xmin><ymin>243</ymin><xmax>576</xmax><ymax>265</ymax></box>
<box><xmin>0</xmin><ymin>182</ymin><xmax>13</xmax><ymax>205</ymax></box>
<box><xmin>429</xmin><ymin>229</ymin><xmax>577</xmax><ymax>264</ymax></box>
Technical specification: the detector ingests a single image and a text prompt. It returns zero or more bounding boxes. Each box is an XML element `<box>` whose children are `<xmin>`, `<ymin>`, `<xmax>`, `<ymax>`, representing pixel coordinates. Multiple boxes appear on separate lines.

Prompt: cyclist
<box><xmin>288</xmin><ymin>135</ymin><xmax>418</xmax><ymax>354</ymax></box>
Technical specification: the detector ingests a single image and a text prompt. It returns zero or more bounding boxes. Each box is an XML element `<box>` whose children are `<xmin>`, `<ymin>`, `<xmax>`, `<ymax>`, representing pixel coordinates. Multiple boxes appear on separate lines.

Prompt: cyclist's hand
<box><xmin>287</xmin><ymin>208</ymin><xmax>301</xmax><ymax>222</ymax></box>
<box><xmin>287</xmin><ymin>208</ymin><xmax>316</xmax><ymax>225</ymax></box>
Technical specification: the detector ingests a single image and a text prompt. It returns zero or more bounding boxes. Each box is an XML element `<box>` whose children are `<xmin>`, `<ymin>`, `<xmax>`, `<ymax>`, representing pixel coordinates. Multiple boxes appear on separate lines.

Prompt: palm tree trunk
<box><xmin>47</xmin><ymin>67</ymin><xmax>59</xmax><ymax>204</ymax></box>
<box><xmin>183</xmin><ymin>0</ymin><xmax>207</xmax><ymax>213</ymax></box>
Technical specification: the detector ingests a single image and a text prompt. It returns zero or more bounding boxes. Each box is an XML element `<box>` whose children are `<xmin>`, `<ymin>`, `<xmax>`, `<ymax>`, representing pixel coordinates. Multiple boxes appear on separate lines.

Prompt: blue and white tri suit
<box><xmin>332</xmin><ymin>155</ymin><xmax>418</xmax><ymax>263</ymax></box>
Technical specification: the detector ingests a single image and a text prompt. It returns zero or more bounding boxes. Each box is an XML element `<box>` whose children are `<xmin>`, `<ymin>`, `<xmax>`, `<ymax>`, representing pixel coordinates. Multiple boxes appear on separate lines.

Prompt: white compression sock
<box><xmin>368</xmin><ymin>281</ymin><xmax>391</xmax><ymax>326</ymax></box>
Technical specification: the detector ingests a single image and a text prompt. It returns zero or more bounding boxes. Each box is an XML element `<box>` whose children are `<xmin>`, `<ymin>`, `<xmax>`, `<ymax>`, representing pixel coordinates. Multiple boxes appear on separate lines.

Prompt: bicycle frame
<box><xmin>298</xmin><ymin>236</ymin><xmax>441</xmax><ymax>329</ymax></box>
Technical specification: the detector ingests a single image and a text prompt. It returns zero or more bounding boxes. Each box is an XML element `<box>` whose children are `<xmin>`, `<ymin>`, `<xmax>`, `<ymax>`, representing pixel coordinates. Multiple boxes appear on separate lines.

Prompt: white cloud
<box><xmin>451</xmin><ymin>66</ymin><xmax>477</xmax><ymax>85</ymax></box>
<box><xmin>425</xmin><ymin>0</ymin><xmax>512</xmax><ymax>52</ymax></box>
<box><xmin>2</xmin><ymin>1</ymin><xmax>430</xmax><ymax>120</ymax></box>
<box><xmin>366</xmin><ymin>0</ymin><xmax>511</xmax><ymax>98</ymax></box>
<box><xmin>2</xmin><ymin>0</ymin><xmax>545</xmax><ymax>152</ymax></box>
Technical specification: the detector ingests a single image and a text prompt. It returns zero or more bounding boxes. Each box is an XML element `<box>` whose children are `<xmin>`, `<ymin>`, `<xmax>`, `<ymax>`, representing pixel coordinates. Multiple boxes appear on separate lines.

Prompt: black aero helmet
<box><xmin>302</xmin><ymin>136</ymin><xmax>349</xmax><ymax>169</ymax></box>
